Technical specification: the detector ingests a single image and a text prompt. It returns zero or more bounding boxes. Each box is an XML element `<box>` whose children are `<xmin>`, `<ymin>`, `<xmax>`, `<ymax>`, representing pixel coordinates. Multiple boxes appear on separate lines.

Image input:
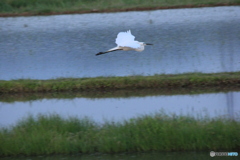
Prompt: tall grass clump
<box><xmin>0</xmin><ymin>113</ymin><xmax>240</xmax><ymax>157</ymax></box>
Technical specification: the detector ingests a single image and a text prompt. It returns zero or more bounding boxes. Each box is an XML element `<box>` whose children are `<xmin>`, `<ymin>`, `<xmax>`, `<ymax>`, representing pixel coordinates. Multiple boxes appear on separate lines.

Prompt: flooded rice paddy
<box><xmin>0</xmin><ymin>6</ymin><xmax>240</xmax><ymax>80</ymax></box>
<box><xmin>1</xmin><ymin>91</ymin><xmax>240</xmax><ymax>128</ymax></box>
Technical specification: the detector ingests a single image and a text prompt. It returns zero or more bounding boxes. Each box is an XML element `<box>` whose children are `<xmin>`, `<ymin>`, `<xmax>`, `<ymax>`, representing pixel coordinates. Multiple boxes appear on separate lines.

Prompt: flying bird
<box><xmin>96</xmin><ymin>30</ymin><xmax>153</xmax><ymax>56</ymax></box>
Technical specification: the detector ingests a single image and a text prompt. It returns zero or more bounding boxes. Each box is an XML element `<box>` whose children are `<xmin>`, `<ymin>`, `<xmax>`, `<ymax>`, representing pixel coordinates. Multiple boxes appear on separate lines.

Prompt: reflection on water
<box><xmin>0</xmin><ymin>91</ymin><xmax>239</xmax><ymax>128</ymax></box>
<box><xmin>1</xmin><ymin>6</ymin><xmax>240</xmax><ymax>80</ymax></box>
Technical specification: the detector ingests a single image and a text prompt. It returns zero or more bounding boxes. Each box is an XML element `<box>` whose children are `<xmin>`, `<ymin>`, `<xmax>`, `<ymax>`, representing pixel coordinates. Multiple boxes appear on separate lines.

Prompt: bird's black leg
<box><xmin>96</xmin><ymin>52</ymin><xmax>107</xmax><ymax>56</ymax></box>
<box><xmin>96</xmin><ymin>49</ymin><xmax>122</xmax><ymax>56</ymax></box>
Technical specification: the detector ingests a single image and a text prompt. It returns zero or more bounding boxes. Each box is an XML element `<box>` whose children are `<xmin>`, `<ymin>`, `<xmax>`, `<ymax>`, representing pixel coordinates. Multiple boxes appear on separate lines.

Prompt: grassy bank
<box><xmin>1</xmin><ymin>86</ymin><xmax>240</xmax><ymax>103</ymax></box>
<box><xmin>0</xmin><ymin>0</ymin><xmax>239</xmax><ymax>16</ymax></box>
<box><xmin>0</xmin><ymin>72</ymin><xmax>240</xmax><ymax>93</ymax></box>
<box><xmin>0</xmin><ymin>113</ymin><xmax>239</xmax><ymax>157</ymax></box>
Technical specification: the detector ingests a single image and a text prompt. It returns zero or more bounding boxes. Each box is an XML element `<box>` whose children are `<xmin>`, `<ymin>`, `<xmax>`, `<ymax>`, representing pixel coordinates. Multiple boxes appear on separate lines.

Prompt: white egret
<box><xmin>96</xmin><ymin>30</ymin><xmax>153</xmax><ymax>56</ymax></box>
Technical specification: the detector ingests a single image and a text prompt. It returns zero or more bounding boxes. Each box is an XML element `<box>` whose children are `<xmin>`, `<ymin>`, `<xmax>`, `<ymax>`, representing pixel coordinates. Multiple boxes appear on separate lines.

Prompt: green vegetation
<box><xmin>1</xmin><ymin>86</ymin><xmax>240</xmax><ymax>103</ymax></box>
<box><xmin>0</xmin><ymin>0</ymin><xmax>239</xmax><ymax>16</ymax></box>
<box><xmin>0</xmin><ymin>72</ymin><xmax>240</xmax><ymax>94</ymax></box>
<box><xmin>0</xmin><ymin>113</ymin><xmax>239</xmax><ymax>157</ymax></box>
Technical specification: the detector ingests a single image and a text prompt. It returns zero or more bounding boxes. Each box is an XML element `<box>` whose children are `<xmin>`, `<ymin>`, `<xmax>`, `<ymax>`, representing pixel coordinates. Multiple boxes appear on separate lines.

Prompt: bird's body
<box><xmin>96</xmin><ymin>30</ymin><xmax>152</xmax><ymax>56</ymax></box>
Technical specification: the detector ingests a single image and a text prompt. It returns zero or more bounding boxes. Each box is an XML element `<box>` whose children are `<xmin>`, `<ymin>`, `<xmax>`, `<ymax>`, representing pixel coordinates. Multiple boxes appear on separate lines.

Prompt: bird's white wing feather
<box><xmin>115</xmin><ymin>30</ymin><xmax>138</xmax><ymax>48</ymax></box>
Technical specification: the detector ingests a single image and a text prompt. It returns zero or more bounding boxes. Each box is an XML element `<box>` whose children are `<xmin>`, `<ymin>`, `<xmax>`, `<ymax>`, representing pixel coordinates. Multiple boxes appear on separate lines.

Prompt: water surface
<box><xmin>1</xmin><ymin>91</ymin><xmax>239</xmax><ymax>128</ymax></box>
<box><xmin>1</xmin><ymin>6</ymin><xmax>240</xmax><ymax>80</ymax></box>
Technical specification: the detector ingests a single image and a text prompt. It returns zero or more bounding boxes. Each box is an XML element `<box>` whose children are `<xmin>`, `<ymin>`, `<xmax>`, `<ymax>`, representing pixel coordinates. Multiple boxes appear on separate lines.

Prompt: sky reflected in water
<box><xmin>1</xmin><ymin>6</ymin><xmax>240</xmax><ymax>80</ymax></box>
<box><xmin>1</xmin><ymin>91</ymin><xmax>239</xmax><ymax>127</ymax></box>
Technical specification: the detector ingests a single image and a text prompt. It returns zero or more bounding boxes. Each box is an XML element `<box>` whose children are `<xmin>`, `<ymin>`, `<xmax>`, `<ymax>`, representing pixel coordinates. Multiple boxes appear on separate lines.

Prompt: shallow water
<box><xmin>1</xmin><ymin>91</ymin><xmax>239</xmax><ymax>128</ymax></box>
<box><xmin>1</xmin><ymin>6</ymin><xmax>240</xmax><ymax>80</ymax></box>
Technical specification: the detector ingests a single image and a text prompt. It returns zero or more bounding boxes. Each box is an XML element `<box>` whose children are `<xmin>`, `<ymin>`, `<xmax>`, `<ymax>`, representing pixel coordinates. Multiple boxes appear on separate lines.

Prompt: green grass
<box><xmin>1</xmin><ymin>86</ymin><xmax>240</xmax><ymax>103</ymax></box>
<box><xmin>0</xmin><ymin>113</ymin><xmax>239</xmax><ymax>157</ymax></box>
<box><xmin>0</xmin><ymin>0</ymin><xmax>239</xmax><ymax>16</ymax></box>
<box><xmin>0</xmin><ymin>72</ymin><xmax>240</xmax><ymax>93</ymax></box>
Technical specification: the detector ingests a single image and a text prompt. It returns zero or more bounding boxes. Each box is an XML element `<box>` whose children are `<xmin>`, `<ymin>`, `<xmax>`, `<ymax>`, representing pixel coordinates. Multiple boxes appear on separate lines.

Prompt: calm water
<box><xmin>1</xmin><ymin>91</ymin><xmax>239</xmax><ymax>128</ymax></box>
<box><xmin>1</xmin><ymin>6</ymin><xmax>240</xmax><ymax>80</ymax></box>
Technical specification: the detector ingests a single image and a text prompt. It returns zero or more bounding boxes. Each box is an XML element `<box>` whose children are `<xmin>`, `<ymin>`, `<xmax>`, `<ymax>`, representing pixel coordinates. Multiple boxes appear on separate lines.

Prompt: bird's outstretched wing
<box><xmin>115</xmin><ymin>30</ymin><xmax>136</xmax><ymax>47</ymax></box>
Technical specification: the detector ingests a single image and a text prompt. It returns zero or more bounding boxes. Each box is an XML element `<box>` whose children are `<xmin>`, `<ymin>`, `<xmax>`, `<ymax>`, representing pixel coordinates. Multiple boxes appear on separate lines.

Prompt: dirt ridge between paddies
<box><xmin>0</xmin><ymin>1</ymin><xmax>240</xmax><ymax>17</ymax></box>
<box><xmin>1</xmin><ymin>72</ymin><xmax>240</xmax><ymax>94</ymax></box>
<box><xmin>2</xmin><ymin>86</ymin><xmax>240</xmax><ymax>103</ymax></box>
